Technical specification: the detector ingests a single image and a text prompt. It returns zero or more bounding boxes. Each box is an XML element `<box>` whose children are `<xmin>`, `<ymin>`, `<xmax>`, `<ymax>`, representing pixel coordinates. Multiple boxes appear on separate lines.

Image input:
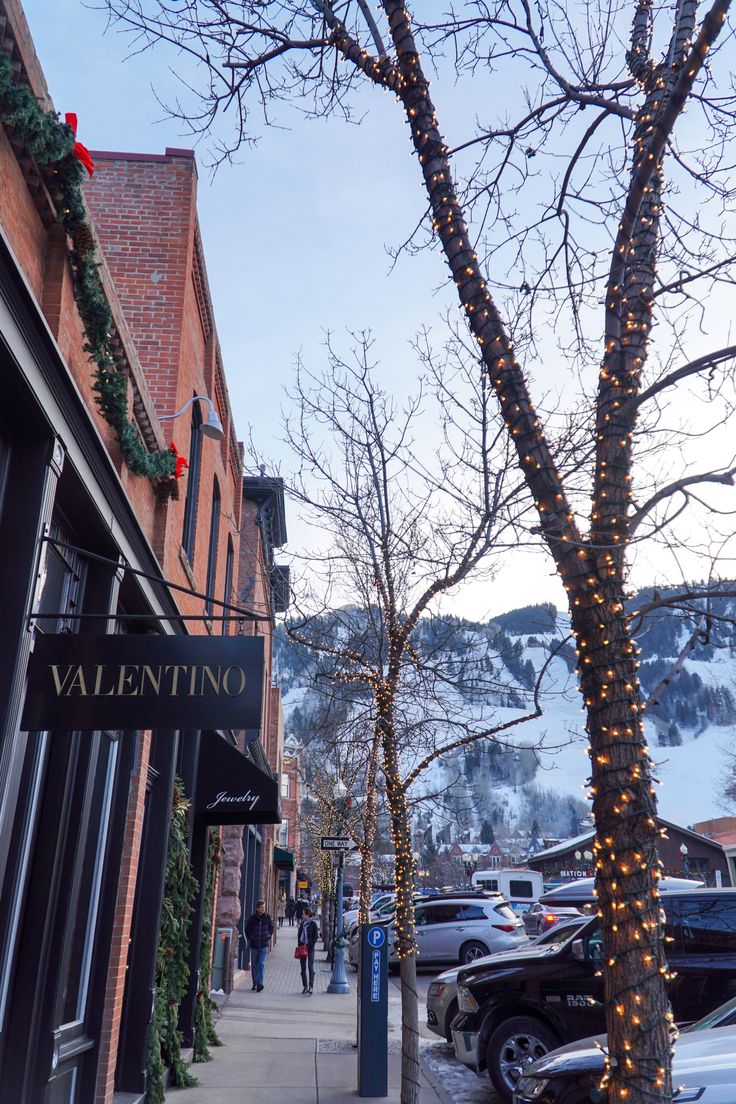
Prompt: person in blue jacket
<box><xmin>245</xmin><ymin>900</ymin><xmax>273</xmax><ymax>992</ymax></box>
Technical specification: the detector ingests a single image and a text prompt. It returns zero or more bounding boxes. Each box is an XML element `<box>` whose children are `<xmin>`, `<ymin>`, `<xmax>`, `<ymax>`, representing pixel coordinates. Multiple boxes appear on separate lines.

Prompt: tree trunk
<box><xmin>572</xmin><ymin>584</ymin><xmax>673</xmax><ymax>1102</ymax></box>
<box><xmin>380</xmin><ymin>692</ymin><xmax>420</xmax><ymax>1104</ymax></box>
<box><xmin>359</xmin><ymin>728</ymin><xmax>381</xmax><ymax>924</ymax></box>
<box><xmin>398</xmin><ymin>951</ymin><xmax>421</xmax><ymax>1104</ymax></box>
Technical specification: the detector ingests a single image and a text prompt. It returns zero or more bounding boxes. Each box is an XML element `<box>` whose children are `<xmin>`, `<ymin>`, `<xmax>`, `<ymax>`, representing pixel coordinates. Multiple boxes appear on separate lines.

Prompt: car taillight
<box><xmin>545</xmin><ymin>914</ymin><xmax>557</xmax><ymax>924</ymax></box>
<box><xmin>492</xmin><ymin>924</ymin><xmax>516</xmax><ymax>932</ymax></box>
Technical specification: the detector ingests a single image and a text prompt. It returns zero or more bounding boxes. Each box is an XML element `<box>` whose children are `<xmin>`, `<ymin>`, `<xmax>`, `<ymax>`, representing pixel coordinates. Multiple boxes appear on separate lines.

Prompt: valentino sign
<box><xmin>22</xmin><ymin>634</ymin><xmax>265</xmax><ymax>732</ymax></box>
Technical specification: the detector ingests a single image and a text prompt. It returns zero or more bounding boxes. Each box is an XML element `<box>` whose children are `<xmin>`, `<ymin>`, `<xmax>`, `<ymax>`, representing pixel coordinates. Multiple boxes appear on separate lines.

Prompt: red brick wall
<box><xmin>1</xmin><ymin>10</ymin><xmax>247</xmax><ymax>1097</ymax></box>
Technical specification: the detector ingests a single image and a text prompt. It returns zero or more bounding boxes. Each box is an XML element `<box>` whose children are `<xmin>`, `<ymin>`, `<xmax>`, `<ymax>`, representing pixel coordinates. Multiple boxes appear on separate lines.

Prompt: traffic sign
<box><xmin>367</xmin><ymin>926</ymin><xmax>385</xmax><ymax>948</ymax></box>
<box><xmin>320</xmin><ymin>836</ymin><xmax>357</xmax><ymax>851</ymax></box>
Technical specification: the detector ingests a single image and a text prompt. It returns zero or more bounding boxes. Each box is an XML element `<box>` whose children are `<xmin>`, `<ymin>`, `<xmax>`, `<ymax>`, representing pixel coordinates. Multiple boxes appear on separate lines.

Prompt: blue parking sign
<box><xmin>367</xmin><ymin>926</ymin><xmax>385</xmax><ymax>948</ymax></box>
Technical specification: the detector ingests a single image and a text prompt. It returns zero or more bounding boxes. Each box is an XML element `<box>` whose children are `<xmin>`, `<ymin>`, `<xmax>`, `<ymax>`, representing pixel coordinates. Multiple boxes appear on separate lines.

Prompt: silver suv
<box><xmin>388</xmin><ymin>892</ymin><xmax>528</xmax><ymax>966</ymax></box>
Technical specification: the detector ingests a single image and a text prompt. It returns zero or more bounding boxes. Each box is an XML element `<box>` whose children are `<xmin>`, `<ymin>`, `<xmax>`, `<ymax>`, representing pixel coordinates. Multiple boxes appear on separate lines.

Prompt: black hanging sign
<box><xmin>196</xmin><ymin>730</ymin><xmax>280</xmax><ymax>825</ymax></box>
<box><xmin>22</xmin><ymin>634</ymin><xmax>264</xmax><ymax>732</ymax></box>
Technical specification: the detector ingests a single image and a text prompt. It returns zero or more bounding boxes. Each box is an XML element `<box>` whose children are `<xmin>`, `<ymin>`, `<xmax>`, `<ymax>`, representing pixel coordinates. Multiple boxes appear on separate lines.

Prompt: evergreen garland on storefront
<box><xmin>0</xmin><ymin>54</ymin><xmax>176</xmax><ymax>487</ymax></box>
<box><xmin>193</xmin><ymin>829</ymin><xmax>223</xmax><ymax>1062</ymax></box>
<box><xmin>145</xmin><ymin>779</ymin><xmax>199</xmax><ymax>1104</ymax></box>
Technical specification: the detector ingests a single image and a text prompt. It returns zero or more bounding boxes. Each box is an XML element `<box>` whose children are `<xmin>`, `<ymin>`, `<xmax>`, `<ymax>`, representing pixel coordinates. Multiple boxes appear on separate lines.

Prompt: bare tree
<box><xmin>277</xmin><ymin>335</ymin><xmax>553</xmax><ymax>1100</ymax></box>
<box><xmin>99</xmin><ymin>3</ymin><xmax>736</xmax><ymax>1100</ymax></box>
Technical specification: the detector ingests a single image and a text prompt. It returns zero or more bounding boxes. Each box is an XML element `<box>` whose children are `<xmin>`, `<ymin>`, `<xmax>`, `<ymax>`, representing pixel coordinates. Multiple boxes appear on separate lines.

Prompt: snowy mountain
<box><xmin>274</xmin><ymin>592</ymin><xmax>736</xmax><ymax>838</ymax></box>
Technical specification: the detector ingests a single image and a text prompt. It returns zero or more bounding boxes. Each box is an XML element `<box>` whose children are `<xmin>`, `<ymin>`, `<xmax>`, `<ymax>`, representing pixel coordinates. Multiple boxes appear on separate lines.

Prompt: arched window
<box><xmin>181</xmin><ymin>399</ymin><xmax>203</xmax><ymax>562</ymax></box>
<box><xmin>205</xmin><ymin>477</ymin><xmax>221</xmax><ymax>617</ymax></box>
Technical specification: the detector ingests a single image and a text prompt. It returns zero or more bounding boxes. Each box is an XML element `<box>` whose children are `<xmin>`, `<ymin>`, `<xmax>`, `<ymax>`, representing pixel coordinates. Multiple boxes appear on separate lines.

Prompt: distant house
<box><xmin>527</xmin><ymin>819</ymin><xmax>730</xmax><ymax>886</ymax></box>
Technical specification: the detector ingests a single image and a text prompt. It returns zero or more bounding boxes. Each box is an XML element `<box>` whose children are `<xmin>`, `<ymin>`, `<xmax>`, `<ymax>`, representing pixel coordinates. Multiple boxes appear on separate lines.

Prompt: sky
<box><xmin>19</xmin><ymin>0</ymin><xmax>736</xmax><ymax>622</ymax></box>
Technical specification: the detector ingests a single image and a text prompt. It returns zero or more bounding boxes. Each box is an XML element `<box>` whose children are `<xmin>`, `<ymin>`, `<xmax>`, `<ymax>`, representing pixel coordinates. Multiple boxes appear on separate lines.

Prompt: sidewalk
<box><xmin>168</xmin><ymin>929</ymin><xmax>451</xmax><ymax>1104</ymax></box>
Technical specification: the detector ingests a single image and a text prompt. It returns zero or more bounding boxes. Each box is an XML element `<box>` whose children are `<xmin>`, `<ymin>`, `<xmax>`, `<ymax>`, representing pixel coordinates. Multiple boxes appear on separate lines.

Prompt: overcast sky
<box><xmin>20</xmin><ymin>1</ymin><xmax>735</xmax><ymax>620</ymax></box>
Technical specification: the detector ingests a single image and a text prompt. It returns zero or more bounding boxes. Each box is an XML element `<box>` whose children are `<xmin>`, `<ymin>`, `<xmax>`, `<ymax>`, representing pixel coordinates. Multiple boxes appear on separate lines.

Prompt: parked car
<box><xmin>451</xmin><ymin>887</ymin><xmax>736</xmax><ymax>1100</ymax></box>
<box><xmin>522</xmin><ymin>902</ymin><xmax>582</xmax><ymax>937</ymax></box>
<box><xmin>428</xmin><ymin>916</ymin><xmax>590</xmax><ymax>1042</ymax></box>
<box><xmin>343</xmin><ymin>892</ymin><xmax>394</xmax><ymax>933</ymax></box>
<box><xmin>538</xmin><ymin>875</ymin><xmax>704</xmax><ymax>909</ymax></box>
<box><xmin>514</xmin><ymin>1013</ymin><xmax>736</xmax><ymax>1103</ymax></box>
<box><xmin>388</xmin><ymin>892</ymin><xmax>528</xmax><ymax>967</ymax></box>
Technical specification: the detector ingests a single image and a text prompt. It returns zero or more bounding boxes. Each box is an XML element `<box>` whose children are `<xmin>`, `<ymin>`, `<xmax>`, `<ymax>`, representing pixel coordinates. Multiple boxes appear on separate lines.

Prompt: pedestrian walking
<box><xmin>277</xmin><ymin>893</ymin><xmax>286</xmax><ymax>929</ymax></box>
<box><xmin>296</xmin><ymin>907</ymin><xmax>319</xmax><ymax>994</ymax></box>
<box><xmin>244</xmin><ymin>900</ymin><xmax>273</xmax><ymax>992</ymax></box>
<box><xmin>286</xmin><ymin>896</ymin><xmax>296</xmax><ymax>926</ymax></box>
<box><xmin>295</xmin><ymin>896</ymin><xmax>308</xmax><ymax>922</ymax></box>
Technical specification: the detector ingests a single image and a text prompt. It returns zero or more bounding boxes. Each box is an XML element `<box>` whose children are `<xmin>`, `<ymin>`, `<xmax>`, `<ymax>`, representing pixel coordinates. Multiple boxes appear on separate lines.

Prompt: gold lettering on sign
<box><xmin>141</xmin><ymin>665</ymin><xmax>162</xmax><ymax>695</ymax></box>
<box><xmin>66</xmin><ymin>666</ymin><xmax>88</xmax><ymax>696</ymax></box>
<box><xmin>50</xmin><ymin>665</ymin><xmax>74</xmax><ymax>696</ymax></box>
<box><xmin>93</xmin><ymin>665</ymin><xmax>116</xmax><ymax>696</ymax></box>
<box><xmin>117</xmin><ymin>665</ymin><xmax>140</xmax><ymax>696</ymax></box>
<box><xmin>222</xmin><ymin>666</ymin><xmax>246</xmax><ymax>696</ymax></box>
<box><xmin>46</xmin><ymin>661</ymin><xmax>250</xmax><ymax>698</ymax></box>
<box><xmin>201</xmin><ymin>666</ymin><xmax>221</xmax><ymax>695</ymax></box>
<box><xmin>165</xmin><ymin>665</ymin><xmax>187</xmax><ymax>695</ymax></box>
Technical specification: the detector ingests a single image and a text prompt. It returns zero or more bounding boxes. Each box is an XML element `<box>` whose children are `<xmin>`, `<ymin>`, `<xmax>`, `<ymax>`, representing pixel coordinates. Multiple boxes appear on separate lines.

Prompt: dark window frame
<box><xmin>204</xmin><ymin>477</ymin><xmax>221</xmax><ymax>616</ymax></box>
<box><xmin>182</xmin><ymin>400</ymin><xmax>203</xmax><ymax>562</ymax></box>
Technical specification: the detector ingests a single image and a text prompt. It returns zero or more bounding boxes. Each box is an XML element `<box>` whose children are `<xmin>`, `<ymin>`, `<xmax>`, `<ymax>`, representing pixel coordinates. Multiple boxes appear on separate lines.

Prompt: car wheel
<box><xmin>486</xmin><ymin>1016</ymin><xmax>559</xmax><ymax>1101</ymax></box>
<box><xmin>443</xmin><ymin>998</ymin><xmax>458</xmax><ymax>1043</ymax></box>
<box><xmin>459</xmin><ymin>940</ymin><xmax>490</xmax><ymax>964</ymax></box>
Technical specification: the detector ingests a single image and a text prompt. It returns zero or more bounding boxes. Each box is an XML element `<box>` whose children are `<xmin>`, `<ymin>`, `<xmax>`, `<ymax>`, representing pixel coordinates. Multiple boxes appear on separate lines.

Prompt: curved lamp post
<box><xmin>159</xmin><ymin>395</ymin><xmax>224</xmax><ymax>440</ymax></box>
<box><xmin>327</xmin><ymin>779</ymin><xmax>351</xmax><ymax>995</ymax></box>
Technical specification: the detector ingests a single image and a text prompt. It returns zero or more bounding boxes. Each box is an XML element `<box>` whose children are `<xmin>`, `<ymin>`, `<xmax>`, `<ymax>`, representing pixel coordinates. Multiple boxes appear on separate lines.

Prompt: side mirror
<box><xmin>571</xmin><ymin>938</ymin><xmax>585</xmax><ymax>962</ymax></box>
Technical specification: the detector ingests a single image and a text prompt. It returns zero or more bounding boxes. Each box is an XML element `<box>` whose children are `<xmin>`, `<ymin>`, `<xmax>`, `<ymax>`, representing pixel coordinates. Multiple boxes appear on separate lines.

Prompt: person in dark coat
<box><xmin>297</xmin><ymin>907</ymin><xmax>319</xmax><ymax>994</ymax></box>
<box><xmin>295</xmin><ymin>896</ymin><xmax>308</xmax><ymax>922</ymax></box>
<box><xmin>286</xmin><ymin>896</ymin><xmax>296</xmax><ymax>926</ymax></box>
<box><xmin>244</xmin><ymin>900</ymin><xmax>273</xmax><ymax>992</ymax></box>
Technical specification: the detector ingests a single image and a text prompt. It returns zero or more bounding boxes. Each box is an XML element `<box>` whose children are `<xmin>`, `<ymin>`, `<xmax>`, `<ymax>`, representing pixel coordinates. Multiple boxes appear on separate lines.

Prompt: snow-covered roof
<box><xmin>529</xmin><ymin>818</ymin><xmax>726</xmax><ymax>862</ymax></box>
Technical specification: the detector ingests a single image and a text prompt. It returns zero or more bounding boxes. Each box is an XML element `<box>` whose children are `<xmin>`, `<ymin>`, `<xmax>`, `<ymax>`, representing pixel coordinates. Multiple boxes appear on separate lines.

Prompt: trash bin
<box><xmin>211</xmin><ymin>926</ymin><xmax>232</xmax><ymax>992</ymax></box>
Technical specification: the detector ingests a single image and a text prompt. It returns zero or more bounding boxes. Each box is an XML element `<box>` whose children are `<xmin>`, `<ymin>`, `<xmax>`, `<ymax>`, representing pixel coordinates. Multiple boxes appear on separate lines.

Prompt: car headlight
<box><xmin>515</xmin><ymin>1074</ymin><xmax>550</xmax><ymax>1099</ymax></box>
<box><xmin>428</xmin><ymin>982</ymin><xmax>446</xmax><ymax>997</ymax></box>
<box><xmin>457</xmin><ymin>985</ymin><xmax>479</xmax><ymax>1013</ymax></box>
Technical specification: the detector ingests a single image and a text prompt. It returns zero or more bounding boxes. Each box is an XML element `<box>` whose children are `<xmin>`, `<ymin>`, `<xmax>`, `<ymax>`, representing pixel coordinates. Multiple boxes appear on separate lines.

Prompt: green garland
<box><xmin>145</xmin><ymin>779</ymin><xmax>199</xmax><ymax>1104</ymax></box>
<box><xmin>193</xmin><ymin>830</ymin><xmax>224</xmax><ymax>1062</ymax></box>
<box><xmin>0</xmin><ymin>53</ymin><xmax>176</xmax><ymax>486</ymax></box>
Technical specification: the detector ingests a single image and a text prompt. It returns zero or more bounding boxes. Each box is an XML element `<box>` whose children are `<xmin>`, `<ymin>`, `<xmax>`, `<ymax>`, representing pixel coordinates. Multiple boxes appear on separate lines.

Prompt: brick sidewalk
<box><xmin>242</xmin><ymin>923</ymin><xmax>357</xmax><ymax>997</ymax></box>
<box><xmin>170</xmin><ymin>928</ymin><xmax>451</xmax><ymax>1103</ymax></box>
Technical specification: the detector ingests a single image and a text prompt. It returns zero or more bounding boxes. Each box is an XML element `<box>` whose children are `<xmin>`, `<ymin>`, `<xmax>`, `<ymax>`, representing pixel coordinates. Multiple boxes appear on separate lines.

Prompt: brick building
<box><xmin>216</xmin><ymin>474</ymin><xmax>293</xmax><ymax>979</ymax></box>
<box><xmin>0</xmin><ymin>1</ymin><xmax>282</xmax><ymax>1100</ymax></box>
<box><xmin>527</xmin><ymin>819</ymin><xmax>731</xmax><ymax>887</ymax></box>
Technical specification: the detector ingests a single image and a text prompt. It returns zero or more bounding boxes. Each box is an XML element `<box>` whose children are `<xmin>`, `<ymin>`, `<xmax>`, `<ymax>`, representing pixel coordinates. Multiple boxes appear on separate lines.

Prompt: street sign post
<box><xmin>358</xmin><ymin>924</ymin><xmax>388</xmax><ymax>1096</ymax></box>
<box><xmin>320</xmin><ymin>836</ymin><xmax>356</xmax><ymax>851</ymax></box>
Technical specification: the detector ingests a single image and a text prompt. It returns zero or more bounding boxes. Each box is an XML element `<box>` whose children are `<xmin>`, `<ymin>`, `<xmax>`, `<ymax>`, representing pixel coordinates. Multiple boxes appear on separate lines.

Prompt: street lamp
<box><xmin>327</xmin><ymin>779</ymin><xmax>350</xmax><ymax>995</ymax></box>
<box><xmin>680</xmin><ymin>843</ymin><xmax>690</xmax><ymax>879</ymax></box>
<box><xmin>159</xmin><ymin>395</ymin><xmax>224</xmax><ymax>440</ymax></box>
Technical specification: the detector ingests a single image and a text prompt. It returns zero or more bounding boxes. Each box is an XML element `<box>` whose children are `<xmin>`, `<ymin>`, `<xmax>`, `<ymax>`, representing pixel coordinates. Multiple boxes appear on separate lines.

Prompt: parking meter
<box><xmin>357</xmin><ymin>923</ymin><xmax>388</xmax><ymax>1097</ymax></box>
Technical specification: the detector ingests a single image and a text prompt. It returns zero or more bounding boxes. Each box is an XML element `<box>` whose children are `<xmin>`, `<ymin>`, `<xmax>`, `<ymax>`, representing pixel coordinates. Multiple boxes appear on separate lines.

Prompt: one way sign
<box><xmin>320</xmin><ymin>836</ymin><xmax>357</xmax><ymax>851</ymax></box>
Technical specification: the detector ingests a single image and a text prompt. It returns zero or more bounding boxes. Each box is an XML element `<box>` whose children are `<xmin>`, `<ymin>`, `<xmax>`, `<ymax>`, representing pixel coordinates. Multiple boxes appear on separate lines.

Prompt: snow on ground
<box><xmin>422</xmin><ymin>1041</ymin><xmax>502</xmax><ymax>1104</ymax></box>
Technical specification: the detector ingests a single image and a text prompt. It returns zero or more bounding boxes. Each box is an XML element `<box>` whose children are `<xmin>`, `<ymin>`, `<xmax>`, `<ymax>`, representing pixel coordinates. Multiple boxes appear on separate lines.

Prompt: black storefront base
<box><xmin>179</xmin><ymin>731</ymin><xmax>280</xmax><ymax>1045</ymax></box>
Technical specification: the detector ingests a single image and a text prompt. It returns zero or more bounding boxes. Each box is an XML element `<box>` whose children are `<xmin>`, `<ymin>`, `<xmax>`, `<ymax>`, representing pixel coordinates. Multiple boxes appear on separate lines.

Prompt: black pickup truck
<box><xmin>451</xmin><ymin>887</ymin><xmax>736</xmax><ymax>1100</ymax></box>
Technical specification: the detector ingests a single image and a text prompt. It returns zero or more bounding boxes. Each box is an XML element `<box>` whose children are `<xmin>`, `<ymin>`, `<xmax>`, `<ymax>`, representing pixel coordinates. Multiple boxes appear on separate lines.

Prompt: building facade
<box><xmin>0</xmin><ymin>2</ymin><xmax>281</xmax><ymax>1099</ymax></box>
<box><xmin>527</xmin><ymin>819</ymin><xmax>731</xmax><ymax>887</ymax></box>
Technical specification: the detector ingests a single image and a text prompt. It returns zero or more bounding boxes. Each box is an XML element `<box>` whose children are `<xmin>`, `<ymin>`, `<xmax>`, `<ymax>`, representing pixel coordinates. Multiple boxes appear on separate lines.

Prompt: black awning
<box><xmin>195</xmin><ymin>731</ymin><xmax>281</xmax><ymax>825</ymax></box>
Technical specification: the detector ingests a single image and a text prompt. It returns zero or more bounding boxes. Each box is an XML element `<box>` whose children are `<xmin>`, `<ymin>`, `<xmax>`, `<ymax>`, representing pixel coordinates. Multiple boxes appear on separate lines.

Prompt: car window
<box><xmin>459</xmin><ymin>904</ymin><xmax>487</xmax><ymax>921</ymax></box>
<box><xmin>423</xmin><ymin>903</ymin><xmax>465</xmax><ymax>924</ymax></box>
<box><xmin>537</xmin><ymin>921</ymin><xmax>584</xmax><ymax>946</ymax></box>
<box><xmin>414</xmin><ymin>907</ymin><xmax>428</xmax><ymax>927</ymax></box>
<box><xmin>687</xmin><ymin>994</ymin><xmax>736</xmax><ymax>1031</ymax></box>
<box><xmin>493</xmin><ymin>904</ymin><xmax>517</xmax><ymax>922</ymax></box>
<box><xmin>677</xmin><ymin>897</ymin><xmax>736</xmax><ymax>953</ymax></box>
<box><xmin>585</xmin><ymin>928</ymin><xmax>604</xmax><ymax>963</ymax></box>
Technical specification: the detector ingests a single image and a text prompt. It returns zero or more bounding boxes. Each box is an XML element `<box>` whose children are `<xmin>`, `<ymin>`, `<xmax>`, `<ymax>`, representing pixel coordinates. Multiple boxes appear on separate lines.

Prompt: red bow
<box><xmin>170</xmin><ymin>442</ymin><xmax>189</xmax><ymax>479</ymax></box>
<box><xmin>65</xmin><ymin>113</ymin><xmax>95</xmax><ymax>176</ymax></box>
